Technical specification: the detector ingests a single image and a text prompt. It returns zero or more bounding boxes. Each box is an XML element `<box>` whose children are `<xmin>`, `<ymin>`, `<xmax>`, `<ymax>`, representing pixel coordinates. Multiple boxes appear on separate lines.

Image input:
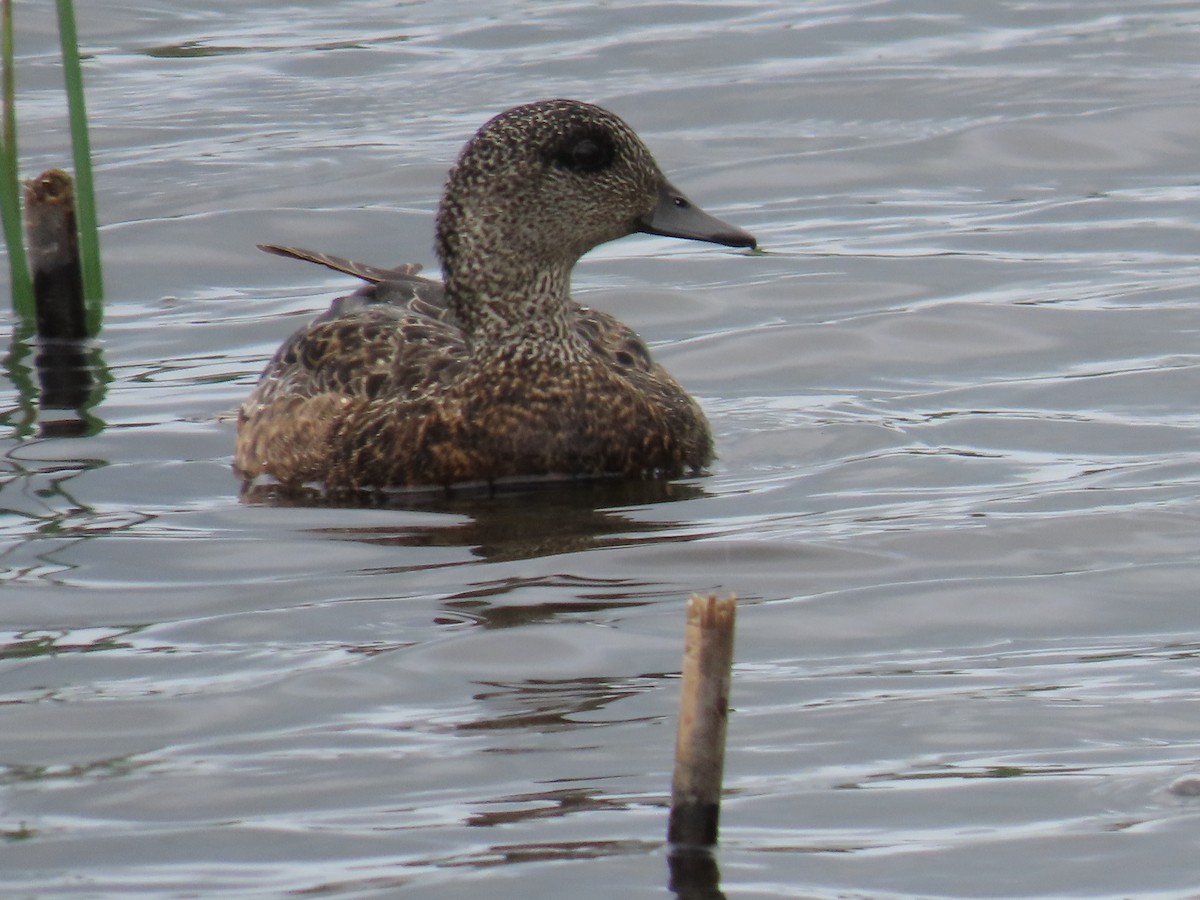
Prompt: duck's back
<box><xmin>234</xmin><ymin>272</ymin><xmax>713</xmax><ymax>493</ymax></box>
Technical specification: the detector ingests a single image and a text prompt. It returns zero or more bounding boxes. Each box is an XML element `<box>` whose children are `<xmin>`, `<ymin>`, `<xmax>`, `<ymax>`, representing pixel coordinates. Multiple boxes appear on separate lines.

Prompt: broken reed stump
<box><xmin>669</xmin><ymin>592</ymin><xmax>737</xmax><ymax>847</ymax></box>
<box><xmin>24</xmin><ymin>168</ymin><xmax>86</xmax><ymax>340</ymax></box>
<box><xmin>21</xmin><ymin>168</ymin><xmax>97</xmax><ymax>433</ymax></box>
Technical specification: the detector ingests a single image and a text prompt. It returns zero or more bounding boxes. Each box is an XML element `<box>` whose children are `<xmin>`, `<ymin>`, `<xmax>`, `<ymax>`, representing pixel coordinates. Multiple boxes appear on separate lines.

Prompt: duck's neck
<box><xmin>438</xmin><ymin>210</ymin><xmax>589</xmax><ymax>362</ymax></box>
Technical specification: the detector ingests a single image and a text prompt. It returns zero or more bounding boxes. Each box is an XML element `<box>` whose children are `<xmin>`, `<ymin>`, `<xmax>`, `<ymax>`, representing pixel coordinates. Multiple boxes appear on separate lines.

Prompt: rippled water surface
<box><xmin>3</xmin><ymin>1</ymin><xmax>1200</xmax><ymax>897</ymax></box>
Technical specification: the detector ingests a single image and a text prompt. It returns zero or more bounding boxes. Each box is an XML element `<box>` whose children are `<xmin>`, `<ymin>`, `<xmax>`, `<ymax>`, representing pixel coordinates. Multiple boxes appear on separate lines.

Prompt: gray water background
<box><xmin>2</xmin><ymin>1</ymin><xmax>1200</xmax><ymax>896</ymax></box>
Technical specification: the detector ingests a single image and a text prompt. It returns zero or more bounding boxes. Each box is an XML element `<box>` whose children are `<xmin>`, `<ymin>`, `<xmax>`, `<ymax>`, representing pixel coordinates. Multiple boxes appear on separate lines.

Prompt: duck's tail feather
<box><xmin>257</xmin><ymin>244</ymin><xmax>424</xmax><ymax>284</ymax></box>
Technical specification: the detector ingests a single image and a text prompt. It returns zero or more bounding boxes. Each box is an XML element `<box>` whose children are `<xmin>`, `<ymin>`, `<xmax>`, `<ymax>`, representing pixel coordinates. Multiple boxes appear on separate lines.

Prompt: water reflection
<box><xmin>290</xmin><ymin>478</ymin><xmax>714</xmax><ymax>563</ymax></box>
<box><xmin>668</xmin><ymin>847</ymin><xmax>726</xmax><ymax>900</ymax></box>
<box><xmin>465</xmin><ymin>787</ymin><xmax>641</xmax><ymax>827</ymax></box>
<box><xmin>1</xmin><ymin>328</ymin><xmax>108</xmax><ymax>439</ymax></box>
<box><xmin>443</xmin><ymin>587</ymin><xmax>655</xmax><ymax>629</ymax></box>
<box><xmin>461</xmin><ymin>672</ymin><xmax>665</xmax><ymax>731</ymax></box>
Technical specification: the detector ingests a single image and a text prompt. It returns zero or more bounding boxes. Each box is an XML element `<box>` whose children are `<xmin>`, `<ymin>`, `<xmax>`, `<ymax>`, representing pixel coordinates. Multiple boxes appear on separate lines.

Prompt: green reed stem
<box><xmin>55</xmin><ymin>0</ymin><xmax>102</xmax><ymax>328</ymax></box>
<box><xmin>1</xmin><ymin>0</ymin><xmax>33</xmax><ymax>318</ymax></box>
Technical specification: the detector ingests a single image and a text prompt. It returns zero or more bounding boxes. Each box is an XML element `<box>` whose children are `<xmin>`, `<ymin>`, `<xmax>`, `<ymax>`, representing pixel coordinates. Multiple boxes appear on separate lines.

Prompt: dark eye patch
<box><xmin>547</xmin><ymin>128</ymin><xmax>616</xmax><ymax>174</ymax></box>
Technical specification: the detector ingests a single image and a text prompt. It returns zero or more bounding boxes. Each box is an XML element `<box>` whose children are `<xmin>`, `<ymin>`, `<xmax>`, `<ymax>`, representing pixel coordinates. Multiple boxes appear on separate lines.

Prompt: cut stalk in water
<box><xmin>669</xmin><ymin>592</ymin><xmax>737</xmax><ymax>848</ymax></box>
<box><xmin>25</xmin><ymin>169</ymin><xmax>86</xmax><ymax>339</ymax></box>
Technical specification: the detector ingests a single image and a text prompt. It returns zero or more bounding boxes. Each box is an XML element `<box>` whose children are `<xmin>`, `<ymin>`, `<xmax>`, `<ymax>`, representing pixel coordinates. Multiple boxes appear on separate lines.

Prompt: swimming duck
<box><xmin>235</xmin><ymin>99</ymin><xmax>755</xmax><ymax>494</ymax></box>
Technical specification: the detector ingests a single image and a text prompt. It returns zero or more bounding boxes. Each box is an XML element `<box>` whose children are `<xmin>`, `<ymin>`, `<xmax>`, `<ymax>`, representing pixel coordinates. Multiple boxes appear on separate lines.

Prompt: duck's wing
<box><xmin>246</xmin><ymin>246</ymin><xmax>465</xmax><ymax>405</ymax></box>
<box><xmin>236</xmin><ymin>278</ymin><xmax>467</xmax><ymax>488</ymax></box>
<box><xmin>264</xmin><ymin>302</ymin><xmax>466</xmax><ymax>400</ymax></box>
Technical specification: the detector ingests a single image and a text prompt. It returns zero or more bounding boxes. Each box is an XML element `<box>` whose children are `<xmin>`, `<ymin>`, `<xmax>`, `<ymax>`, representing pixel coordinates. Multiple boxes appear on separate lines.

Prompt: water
<box><xmin>3</xmin><ymin>1</ymin><xmax>1200</xmax><ymax>896</ymax></box>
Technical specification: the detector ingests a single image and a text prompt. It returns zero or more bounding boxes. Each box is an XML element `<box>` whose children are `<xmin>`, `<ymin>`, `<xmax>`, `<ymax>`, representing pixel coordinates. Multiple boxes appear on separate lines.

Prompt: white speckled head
<box><xmin>434</xmin><ymin>100</ymin><xmax>754</xmax><ymax>343</ymax></box>
<box><xmin>436</xmin><ymin>100</ymin><xmax>666</xmax><ymax>277</ymax></box>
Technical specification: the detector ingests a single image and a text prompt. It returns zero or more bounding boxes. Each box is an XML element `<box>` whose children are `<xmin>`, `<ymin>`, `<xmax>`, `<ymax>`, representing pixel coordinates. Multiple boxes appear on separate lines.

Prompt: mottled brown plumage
<box><xmin>235</xmin><ymin>99</ymin><xmax>755</xmax><ymax>495</ymax></box>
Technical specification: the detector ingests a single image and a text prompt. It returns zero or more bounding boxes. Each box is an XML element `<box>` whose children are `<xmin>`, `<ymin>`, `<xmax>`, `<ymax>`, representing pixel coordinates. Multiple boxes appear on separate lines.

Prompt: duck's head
<box><xmin>435</xmin><ymin>99</ymin><xmax>756</xmax><ymax>283</ymax></box>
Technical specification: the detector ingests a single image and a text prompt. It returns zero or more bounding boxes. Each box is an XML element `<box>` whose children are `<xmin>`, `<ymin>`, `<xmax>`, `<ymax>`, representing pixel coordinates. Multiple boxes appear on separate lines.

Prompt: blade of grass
<box><xmin>1</xmin><ymin>0</ymin><xmax>34</xmax><ymax>319</ymax></box>
<box><xmin>55</xmin><ymin>0</ymin><xmax>102</xmax><ymax>329</ymax></box>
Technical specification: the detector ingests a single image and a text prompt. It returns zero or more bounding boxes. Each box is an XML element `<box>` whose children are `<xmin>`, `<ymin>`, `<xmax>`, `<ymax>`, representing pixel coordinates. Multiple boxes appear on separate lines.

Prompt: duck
<box><xmin>234</xmin><ymin>98</ymin><xmax>756</xmax><ymax>495</ymax></box>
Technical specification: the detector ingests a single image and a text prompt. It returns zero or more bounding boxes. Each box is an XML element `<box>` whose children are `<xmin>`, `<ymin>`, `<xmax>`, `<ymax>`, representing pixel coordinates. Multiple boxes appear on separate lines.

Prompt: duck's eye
<box><xmin>553</xmin><ymin>135</ymin><xmax>615</xmax><ymax>174</ymax></box>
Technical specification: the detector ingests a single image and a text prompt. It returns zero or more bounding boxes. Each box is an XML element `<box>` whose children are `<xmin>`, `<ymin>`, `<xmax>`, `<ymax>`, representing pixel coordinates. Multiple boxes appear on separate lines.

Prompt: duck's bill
<box><xmin>637</xmin><ymin>181</ymin><xmax>757</xmax><ymax>249</ymax></box>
